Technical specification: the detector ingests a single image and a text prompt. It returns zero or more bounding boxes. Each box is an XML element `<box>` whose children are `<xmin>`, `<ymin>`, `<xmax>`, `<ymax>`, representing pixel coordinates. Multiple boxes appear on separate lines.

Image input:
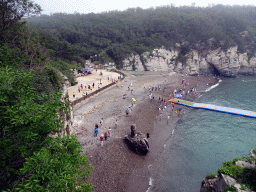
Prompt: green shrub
<box><xmin>206</xmin><ymin>173</ymin><xmax>216</xmax><ymax>179</ymax></box>
<box><xmin>225</xmin><ymin>185</ymin><xmax>236</xmax><ymax>192</ymax></box>
<box><xmin>218</xmin><ymin>157</ymin><xmax>256</xmax><ymax>191</ymax></box>
<box><xmin>12</xmin><ymin>136</ymin><xmax>93</xmax><ymax>192</ymax></box>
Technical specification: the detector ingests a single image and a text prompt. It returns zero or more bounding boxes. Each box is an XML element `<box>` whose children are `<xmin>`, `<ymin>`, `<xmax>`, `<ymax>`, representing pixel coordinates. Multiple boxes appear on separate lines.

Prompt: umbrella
<box><xmin>173</xmin><ymin>94</ymin><xmax>182</xmax><ymax>98</ymax></box>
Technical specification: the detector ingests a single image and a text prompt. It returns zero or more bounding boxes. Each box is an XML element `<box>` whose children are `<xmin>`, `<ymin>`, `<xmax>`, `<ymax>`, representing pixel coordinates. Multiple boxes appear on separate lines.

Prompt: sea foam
<box><xmin>205</xmin><ymin>79</ymin><xmax>222</xmax><ymax>92</ymax></box>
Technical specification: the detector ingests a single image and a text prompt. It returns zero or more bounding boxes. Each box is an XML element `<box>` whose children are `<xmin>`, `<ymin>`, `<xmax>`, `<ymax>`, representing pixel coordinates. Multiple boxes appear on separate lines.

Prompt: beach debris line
<box><xmin>124</xmin><ymin>124</ymin><xmax>149</xmax><ymax>154</ymax></box>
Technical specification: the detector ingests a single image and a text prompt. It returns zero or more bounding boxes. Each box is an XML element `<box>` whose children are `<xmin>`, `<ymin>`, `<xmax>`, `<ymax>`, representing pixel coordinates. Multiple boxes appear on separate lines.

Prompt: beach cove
<box><xmin>71</xmin><ymin>70</ymin><xmax>218</xmax><ymax>191</ymax></box>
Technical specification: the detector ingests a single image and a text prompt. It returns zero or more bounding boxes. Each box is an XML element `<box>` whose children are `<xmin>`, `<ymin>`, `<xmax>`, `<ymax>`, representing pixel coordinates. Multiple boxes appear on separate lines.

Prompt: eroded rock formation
<box><xmin>123</xmin><ymin>47</ymin><xmax>256</xmax><ymax>77</ymax></box>
<box><xmin>124</xmin><ymin>124</ymin><xmax>149</xmax><ymax>154</ymax></box>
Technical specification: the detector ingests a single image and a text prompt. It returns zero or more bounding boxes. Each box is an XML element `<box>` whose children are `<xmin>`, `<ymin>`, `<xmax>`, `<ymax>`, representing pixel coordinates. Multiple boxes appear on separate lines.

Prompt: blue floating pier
<box><xmin>169</xmin><ymin>98</ymin><xmax>256</xmax><ymax>118</ymax></box>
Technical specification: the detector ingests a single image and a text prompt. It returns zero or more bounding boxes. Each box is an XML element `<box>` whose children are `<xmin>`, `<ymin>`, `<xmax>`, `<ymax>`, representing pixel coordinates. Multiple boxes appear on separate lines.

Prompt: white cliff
<box><xmin>122</xmin><ymin>46</ymin><xmax>256</xmax><ymax>77</ymax></box>
<box><xmin>206</xmin><ymin>47</ymin><xmax>240</xmax><ymax>77</ymax></box>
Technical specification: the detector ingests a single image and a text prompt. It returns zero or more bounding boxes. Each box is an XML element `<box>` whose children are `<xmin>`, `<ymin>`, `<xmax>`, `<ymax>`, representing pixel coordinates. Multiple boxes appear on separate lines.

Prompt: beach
<box><xmin>71</xmin><ymin>70</ymin><xmax>218</xmax><ymax>191</ymax></box>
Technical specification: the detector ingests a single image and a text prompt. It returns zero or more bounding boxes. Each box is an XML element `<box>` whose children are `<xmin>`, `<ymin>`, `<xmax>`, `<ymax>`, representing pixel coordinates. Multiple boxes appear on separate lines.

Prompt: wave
<box><xmin>146</xmin><ymin>165</ymin><xmax>153</xmax><ymax>192</ymax></box>
<box><xmin>205</xmin><ymin>79</ymin><xmax>222</xmax><ymax>92</ymax></box>
<box><xmin>242</xmin><ymin>79</ymin><xmax>256</xmax><ymax>82</ymax></box>
<box><xmin>146</xmin><ymin>177</ymin><xmax>153</xmax><ymax>192</ymax></box>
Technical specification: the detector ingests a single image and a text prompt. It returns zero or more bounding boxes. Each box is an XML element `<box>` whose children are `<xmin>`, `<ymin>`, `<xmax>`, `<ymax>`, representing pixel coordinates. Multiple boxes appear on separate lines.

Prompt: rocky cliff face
<box><xmin>123</xmin><ymin>47</ymin><xmax>256</xmax><ymax>77</ymax></box>
<box><xmin>200</xmin><ymin>150</ymin><xmax>256</xmax><ymax>192</ymax></box>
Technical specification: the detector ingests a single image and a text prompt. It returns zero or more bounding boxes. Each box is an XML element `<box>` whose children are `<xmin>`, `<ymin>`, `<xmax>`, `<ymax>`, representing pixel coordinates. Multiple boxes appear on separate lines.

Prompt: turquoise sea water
<box><xmin>149</xmin><ymin>76</ymin><xmax>256</xmax><ymax>192</ymax></box>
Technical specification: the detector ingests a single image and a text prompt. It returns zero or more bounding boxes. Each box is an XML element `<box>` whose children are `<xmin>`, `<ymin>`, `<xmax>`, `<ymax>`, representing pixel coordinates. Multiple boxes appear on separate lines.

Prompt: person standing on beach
<box><xmin>100</xmin><ymin>135</ymin><xmax>104</xmax><ymax>146</ymax></box>
<box><xmin>94</xmin><ymin>127</ymin><xmax>99</xmax><ymax>137</ymax></box>
<box><xmin>104</xmin><ymin>131</ymin><xmax>108</xmax><ymax>141</ymax></box>
<box><xmin>108</xmin><ymin>127</ymin><xmax>111</xmax><ymax>137</ymax></box>
<box><xmin>73</xmin><ymin>92</ymin><xmax>75</xmax><ymax>98</ymax></box>
<box><xmin>78</xmin><ymin>86</ymin><xmax>81</xmax><ymax>93</ymax></box>
<box><xmin>92</xmin><ymin>82</ymin><xmax>94</xmax><ymax>88</ymax></box>
<box><xmin>115</xmin><ymin>120</ymin><xmax>118</xmax><ymax>129</ymax></box>
<box><xmin>100</xmin><ymin>118</ymin><xmax>103</xmax><ymax>127</ymax></box>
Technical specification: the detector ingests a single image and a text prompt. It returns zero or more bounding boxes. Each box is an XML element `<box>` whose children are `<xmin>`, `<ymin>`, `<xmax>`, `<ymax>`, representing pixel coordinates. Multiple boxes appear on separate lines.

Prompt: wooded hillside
<box><xmin>26</xmin><ymin>5</ymin><xmax>256</xmax><ymax>68</ymax></box>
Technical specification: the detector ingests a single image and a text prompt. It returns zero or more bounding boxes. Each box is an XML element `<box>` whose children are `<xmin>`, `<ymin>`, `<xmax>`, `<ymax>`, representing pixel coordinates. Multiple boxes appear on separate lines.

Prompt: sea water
<box><xmin>149</xmin><ymin>76</ymin><xmax>256</xmax><ymax>192</ymax></box>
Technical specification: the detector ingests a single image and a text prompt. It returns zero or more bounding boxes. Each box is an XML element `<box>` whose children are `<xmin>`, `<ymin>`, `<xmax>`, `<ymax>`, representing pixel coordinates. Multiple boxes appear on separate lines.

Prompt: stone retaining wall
<box><xmin>71</xmin><ymin>69</ymin><xmax>125</xmax><ymax>106</ymax></box>
<box><xmin>50</xmin><ymin>69</ymin><xmax>125</xmax><ymax>137</ymax></box>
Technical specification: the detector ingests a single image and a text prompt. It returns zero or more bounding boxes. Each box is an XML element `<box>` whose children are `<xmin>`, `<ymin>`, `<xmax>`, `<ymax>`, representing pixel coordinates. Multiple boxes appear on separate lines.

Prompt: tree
<box><xmin>106</xmin><ymin>44</ymin><xmax>132</xmax><ymax>69</ymax></box>
<box><xmin>0</xmin><ymin>67</ymin><xmax>64</xmax><ymax>190</ymax></box>
<box><xmin>12</xmin><ymin>135</ymin><xmax>93</xmax><ymax>192</ymax></box>
<box><xmin>0</xmin><ymin>0</ymin><xmax>41</xmax><ymax>43</ymax></box>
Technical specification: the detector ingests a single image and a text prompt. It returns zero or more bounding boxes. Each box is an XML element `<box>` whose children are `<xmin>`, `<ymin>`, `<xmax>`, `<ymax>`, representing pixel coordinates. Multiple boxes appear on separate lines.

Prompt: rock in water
<box><xmin>124</xmin><ymin>124</ymin><xmax>149</xmax><ymax>154</ymax></box>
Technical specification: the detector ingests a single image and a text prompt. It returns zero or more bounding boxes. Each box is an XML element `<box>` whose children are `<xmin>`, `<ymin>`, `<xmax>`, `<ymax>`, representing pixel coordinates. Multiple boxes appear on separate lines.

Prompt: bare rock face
<box><xmin>124</xmin><ymin>124</ymin><xmax>149</xmax><ymax>154</ymax></box>
<box><xmin>122</xmin><ymin>46</ymin><xmax>256</xmax><ymax>77</ymax></box>
<box><xmin>200</xmin><ymin>157</ymin><xmax>256</xmax><ymax>192</ymax></box>
<box><xmin>249</xmin><ymin>149</ymin><xmax>256</xmax><ymax>158</ymax></box>
<box><xmin>206</xmin><ymin>47</ymin><xmax>240</xmax><ymax>77</ymax></box>
<box><xmin>238</xmin><ymin>53</ymin><xmax>256</xmax><ymax>75</ymax></box>
<box><xmin>200</xmin><ymin>173</ymin><xmax>237</xmax><ymax>192</ymax></box>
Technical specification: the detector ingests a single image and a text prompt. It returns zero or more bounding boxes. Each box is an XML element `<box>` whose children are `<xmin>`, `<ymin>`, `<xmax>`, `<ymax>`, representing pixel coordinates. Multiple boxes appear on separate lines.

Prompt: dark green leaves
<box><xmin>0</xmin><ymin>68</ymin><xmax>64</xmax><ymax>190</ymax></box>
<box><xmin>18</xmin><ymin>135</ymin><xmax>93</xmax><ymax>192</ymax></box>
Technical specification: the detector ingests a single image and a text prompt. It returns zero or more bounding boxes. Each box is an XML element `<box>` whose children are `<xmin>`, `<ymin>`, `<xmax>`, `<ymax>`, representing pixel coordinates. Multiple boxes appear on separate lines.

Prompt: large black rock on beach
<box><xmin>124</xmin><ymin>124</ymin><xmax>149</xmax><ymax>154</ymax></box>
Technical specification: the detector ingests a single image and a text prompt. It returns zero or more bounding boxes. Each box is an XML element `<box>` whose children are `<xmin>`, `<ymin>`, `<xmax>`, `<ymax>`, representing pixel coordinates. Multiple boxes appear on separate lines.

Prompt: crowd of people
<box><xmin>72</xmin><ymin>69</ymin><xmax>124</xmax><ymax>101</ymax></box>
<box><xmin>93</xmin><ymin>118</ymin><xmax>118</xmax><ymax>147</ymax></box>
<box><xmin>86</xmin><ymin>73</ymin><xmax>217</xmax><ymax>147</ymax></box>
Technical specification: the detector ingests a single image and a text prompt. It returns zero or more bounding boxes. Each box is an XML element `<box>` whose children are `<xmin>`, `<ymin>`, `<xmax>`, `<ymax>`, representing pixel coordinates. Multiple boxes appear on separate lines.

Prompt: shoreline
<box><xmin>73</xmin><ymin>71</ymin><xmax>219</xmax><ymax>191</ymax></box>
<box><xmin>126</xmin><ymin>75</ymin><xmax>220</xmax><ymax>192</ymax></box>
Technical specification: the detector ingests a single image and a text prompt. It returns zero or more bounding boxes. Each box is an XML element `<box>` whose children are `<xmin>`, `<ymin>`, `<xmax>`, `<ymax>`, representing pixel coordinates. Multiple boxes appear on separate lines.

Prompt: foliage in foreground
<box><xmin>8</xmin><ymin>135</ymin><xmax>93</xmax><ymax>192</ymax></box>
<box><xmin>0</xmin><ymin>68</ymin><xmax>93</xmax><ymax>191</ymax></box>
<box><xmin>1</xmin><ymin>1</ymin><xmax>93</xmax><ymax>190</ymax></box>
<box><xmin>0</xmin><ymin>68</ymin><xmax>62</xmax><ymax>189</ymax></box>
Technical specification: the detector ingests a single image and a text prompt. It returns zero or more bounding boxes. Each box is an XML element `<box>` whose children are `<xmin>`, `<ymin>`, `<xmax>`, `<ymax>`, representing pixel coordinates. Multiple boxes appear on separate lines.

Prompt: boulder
<box><xmin>235</xmin><ymin>160</ymin><xmax>256</xmax><ymax>168</ymax></box>
<box><xmin>249</xmin><ymin>149</ymin><xmax>256</xmax><ymax>158</ymax></box>
<box><xmin>124</xmin><ymin>124</ymin><xmax>149</xmax><ymax>154</ymax></box>
<box><xmin>200</xmin><ymin>173</ymin><xmax>236</xmax><ymax>192</ymax></box>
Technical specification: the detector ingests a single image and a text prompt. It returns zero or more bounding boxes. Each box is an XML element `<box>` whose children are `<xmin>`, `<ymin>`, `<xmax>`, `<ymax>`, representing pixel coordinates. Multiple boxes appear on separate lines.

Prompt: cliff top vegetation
<box><xmin>26</xmin><ymin>4</ymin><xmax>256</xmax><ymax>68</ymax></box>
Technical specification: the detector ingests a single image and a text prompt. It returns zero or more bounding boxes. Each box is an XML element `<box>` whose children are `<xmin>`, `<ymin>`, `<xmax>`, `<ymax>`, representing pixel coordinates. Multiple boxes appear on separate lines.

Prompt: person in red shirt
<box><xmin>104</xmin><ymin>131</ymin><xmax>108</xmax><ymax>141</ymax></box>
<box><xmin>100</xmin><ymin>135</ymin><xmax>104</xmax><ymax>146</ymax></box>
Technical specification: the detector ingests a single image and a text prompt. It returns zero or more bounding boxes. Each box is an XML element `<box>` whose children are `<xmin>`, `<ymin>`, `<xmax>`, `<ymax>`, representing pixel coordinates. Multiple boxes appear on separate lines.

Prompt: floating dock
<box><xmin>169</xmin><ymin>98</ymin><xmax>256</xmax><ymax>118</ymax></box>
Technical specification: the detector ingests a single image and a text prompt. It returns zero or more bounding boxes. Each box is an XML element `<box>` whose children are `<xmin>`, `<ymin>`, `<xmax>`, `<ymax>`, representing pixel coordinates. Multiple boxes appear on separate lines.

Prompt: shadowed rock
<box><xmin>124</xmin><ymin>124</ymin><xmax>149</xmax><ymax>154</ymax></box>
